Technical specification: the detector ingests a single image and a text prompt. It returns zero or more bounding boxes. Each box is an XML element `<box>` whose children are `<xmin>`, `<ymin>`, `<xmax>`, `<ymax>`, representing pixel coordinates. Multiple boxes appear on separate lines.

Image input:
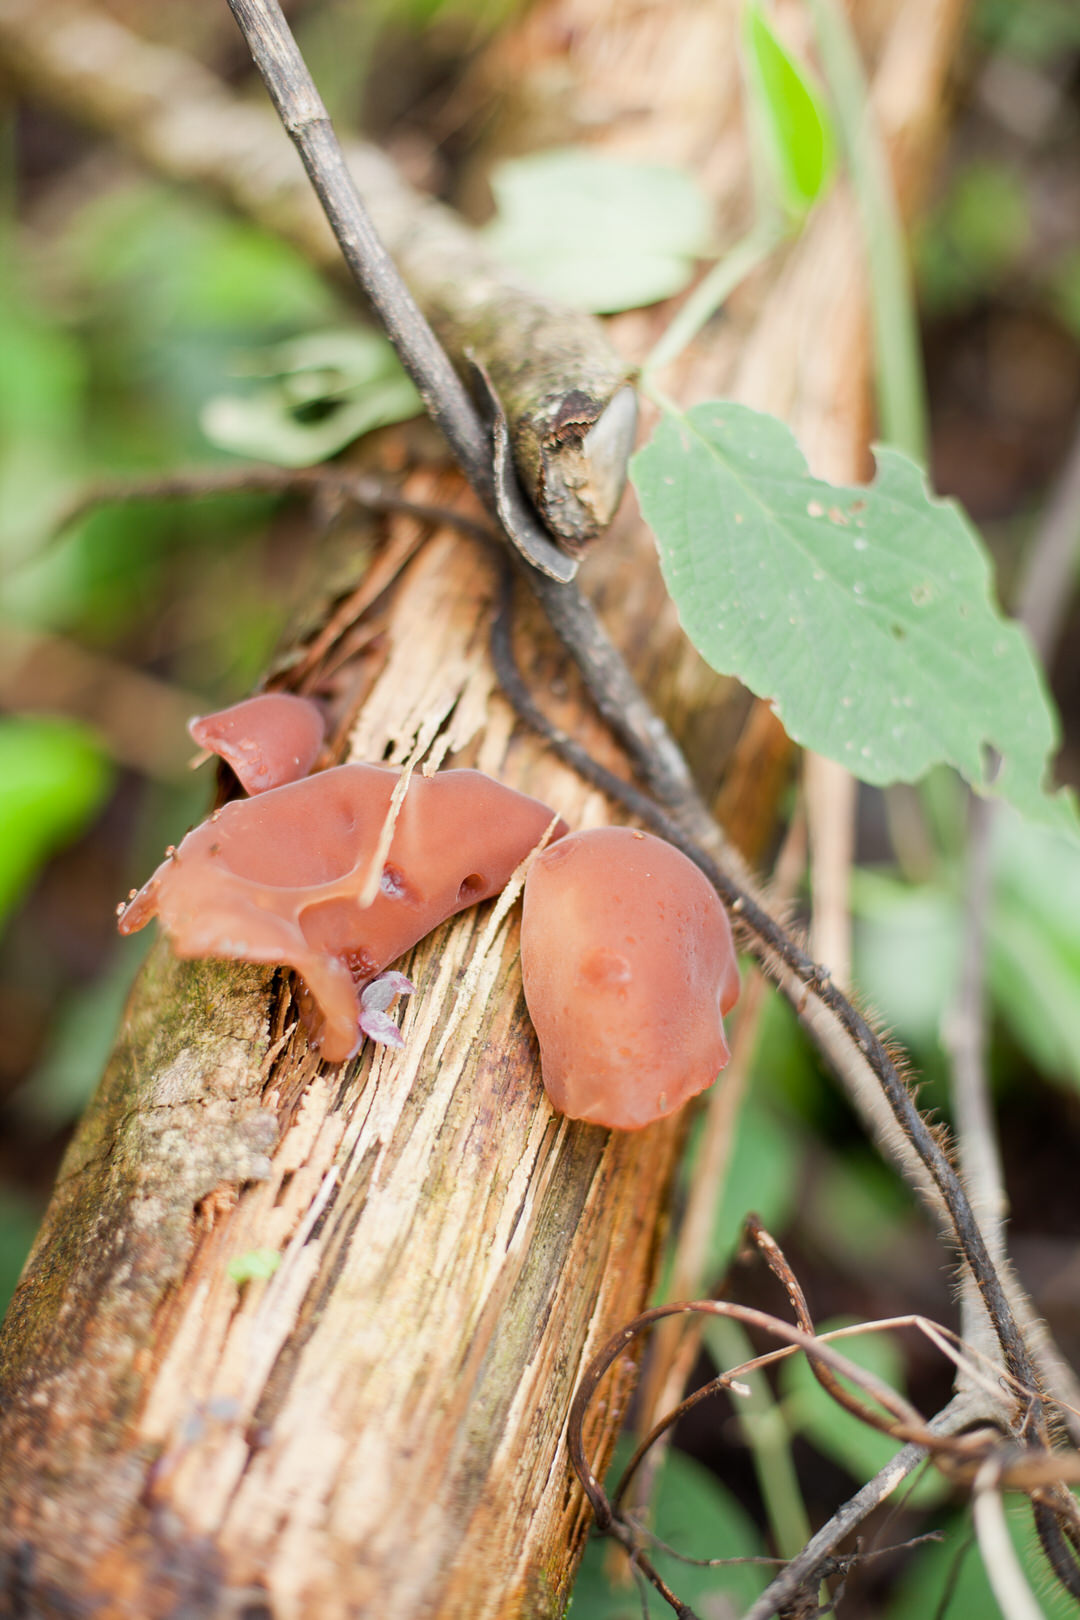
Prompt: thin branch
<box><xmin>738</xmin><ymin>1395</ymin><xmax>983</xmax><ymax>1620</ymax></box>
<box><xmin>973</xmin><ymin>1464</ymin><xmax>1046</xmax><ymax>1620</ymax></box>
<box><xmin>1016</xmin><ymin>409</ymin><xmax>1080</xmax><ymax>662</ymax></box>
<box><xmin>224</xmin><ymin>0</ymin><xmax>711</xmax><ymax>819</ymax></box>
<box><xmin>43</xmin><ymin>464</ymin><xmax>495</xmax><ymax>548</ymax></box>
<box><xmin>224</xmin><ymin>0</ymin><xmax>491</xmax><ymax>501</ymax></box>
<box><xmin>943</xmin><ymin>790</ymin><xmax>1008</xmax><ymax>1373</ymax></box>
<box><xmin>572</xmin><ymin>1302</ymin><xmax>1080</xmax><ymax>1521</ymax></box>
<box><xmin>571</xmin><ymin>1297</ymin><xmax>1080</xmax><ymax>1617</ymax></box>
<box><xmin>3</xmin><ymin>464</ymin><xmax>494</xmax><ymax>587</ymax></box>
<box><xmin>943</xmin><ymin>414</ymin><xmax>1080</xmax><ymax>1436</ymax></box>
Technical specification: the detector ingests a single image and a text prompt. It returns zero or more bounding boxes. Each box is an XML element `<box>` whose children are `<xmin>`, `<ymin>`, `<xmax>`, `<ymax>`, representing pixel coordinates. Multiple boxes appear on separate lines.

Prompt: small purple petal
<box><xmin>360</xmin><ymin>971</ymin><xmax>415</xmax><ymax>1014</ymax></box>
<box><xmin>357</xmin><ymin>1006</ymin><xmax>406</xmax><ymax>1048</ymax></box>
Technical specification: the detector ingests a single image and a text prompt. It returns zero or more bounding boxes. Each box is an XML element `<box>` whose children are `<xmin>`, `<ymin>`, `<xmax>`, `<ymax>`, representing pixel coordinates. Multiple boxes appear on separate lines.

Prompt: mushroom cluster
<box><xmin>119</xmin><ymin>694</ymin><xmax>739</xmax><ymax>1127</ymax></box>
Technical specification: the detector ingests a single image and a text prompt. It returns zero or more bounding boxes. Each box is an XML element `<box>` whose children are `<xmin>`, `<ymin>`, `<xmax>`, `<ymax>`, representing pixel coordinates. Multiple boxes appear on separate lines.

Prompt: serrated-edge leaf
<box><xmin>743</xmin><ymin>0</ymin><xmax>835</xmax><ymax>215</ymax></box>
<box><xmin>631</xmin><ymin>401</ymin><xmax>1079</xmax><ymax>839</ymax></box>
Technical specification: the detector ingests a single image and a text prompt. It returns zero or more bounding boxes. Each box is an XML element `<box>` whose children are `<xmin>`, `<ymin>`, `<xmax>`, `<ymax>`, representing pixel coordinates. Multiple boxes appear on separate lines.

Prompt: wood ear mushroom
<box><xmin>188</xmin><ymin>691</ymin><xmax>327</xmax><ymax>795</ymax></box>
<box><xmin>519</xmin><ymin>827</ymin><xmax>739</xmax><ymax>1131</ymax></box>
<box><xmin>121</xmin><ymin>701</ymin><xmax>738</xmax><ymax>1127</ymax></box>
<box><xmin>120</xmin><ymin>699</ymin><xmax>566</xmax><ymax>1062</ymax></box>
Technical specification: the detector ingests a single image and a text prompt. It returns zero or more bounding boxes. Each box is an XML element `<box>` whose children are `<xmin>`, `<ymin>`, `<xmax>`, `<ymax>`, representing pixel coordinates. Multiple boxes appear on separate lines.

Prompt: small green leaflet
<box><xmin>227</xmin><ymin>1248</ymin><xmax>281</xmax><ymax>1285</ymax></box>
<box><xmin>201</xmin><ymin>327</ymin><xmax>421</xmax><ymax>467</ymax></box>
<box><xmin>631</xmin><ymin>402</ymin><xmax>1078</xmax><ymax>837</ymax></box>
<box><xmin>484</xmin><ymin>146</ymin><xmax>714</xmax><ymax>314</ymax></box>
<box><xmin>742</xmin><ymin>0</ymin><xmax>835</xmax><ymax>217</ymax></box>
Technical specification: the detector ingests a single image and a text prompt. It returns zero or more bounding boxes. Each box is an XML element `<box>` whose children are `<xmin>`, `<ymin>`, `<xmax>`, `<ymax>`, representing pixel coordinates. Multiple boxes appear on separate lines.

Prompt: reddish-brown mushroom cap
<box><xmin>119</xmin><ymin>765</ymin><xmax>566</xmax><ymax>1063</ymax></box>
<box><xmin>188</xmin><ymin>693</ymin><xmax>326</xmax><ymax>795</ymax></box>
<box><xmin>520</xmin><ymin>827</ymin><xmax>739</xmax><ymax>1131</ymax></box>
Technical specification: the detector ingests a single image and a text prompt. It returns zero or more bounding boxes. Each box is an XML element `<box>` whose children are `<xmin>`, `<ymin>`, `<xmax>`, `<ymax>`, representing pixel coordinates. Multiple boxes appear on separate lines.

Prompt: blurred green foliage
<box><xmin>916</xmin><ymin>162</ymin><xmax>1031</xmax><ymax>316</ymax></box>
<box><xmin>0</xmin><ymin>1187</ymin><xmax>41</xmax><ymax>1316</ymax></box>
<box><xmin>0</xmin><ymin>716</ymin><xmax>112</xmax><ymax>925</ymax></box>
<box><xmin>484</xmin><ymin>148</ymin><xmax>715</xmax><ymax>313</ymax></box>
<box><xmin>890</xmin><ymin>1497</ymin><xmax>1080</xmax><ymax>1620</ymax></box>
<box><xmin>0</xmin><ymin>177</ymin><xmax>357</xmax><ymax>1304</ymax></box>
<box><xmin>973</xmin><ymin>0</ymin><xmax>1080</xmax><ymax>63</ymax></box>
<box><xmin>853</xmin><ymin>809</ymin><xmax>1080</xmax><ymax>1098</ymax></box>
<box><xmin>202</xmin><ymin>327</ymin><xmax>421</xmax><ymax>465</ymax></box>
<box><xmin>778</xmin><ymin>1318</ymin><xmax>946</xmax><ymax>1508</ymax></box>
<box><xmin>686</xmin><ymin>1082</ymin><xmax>800</xmax><ymax>1284</ymax></box>
<box><xmin>2</xmin><ymin>181</ymin><xmax>344</xmax><ymax>644</ymax></box>
<box><xmin>570</xmin><ymin>1443</ymin><xmax>768</xmax><ymax>1616</ymax></box>
<box><xmin>1052</xmin><ymin>248</ymin><xmax>1080</xmax><ymax>343</ymax></box>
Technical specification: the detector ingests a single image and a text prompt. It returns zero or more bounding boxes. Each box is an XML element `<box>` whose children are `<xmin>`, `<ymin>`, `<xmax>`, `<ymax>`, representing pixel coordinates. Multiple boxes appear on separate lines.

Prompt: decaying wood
<box><xmin>0</xmin><ymin>494</ymin><xmax>689</xmax><ymax>1619</ymax></box>
<box><xmin>0</xmin><ymin>1</ymin><xmax>971</xmax><ymax>1616</ymax></box>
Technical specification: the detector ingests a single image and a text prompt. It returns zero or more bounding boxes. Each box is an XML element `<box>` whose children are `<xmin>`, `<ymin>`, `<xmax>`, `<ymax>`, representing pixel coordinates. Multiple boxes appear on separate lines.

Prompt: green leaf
<box><xmin>570</xmin><ymin>1445</ymin><xmax>767</xmax><ymax>1615</ymax></box>
<box><xmin>201</xmin><ymin>327</ymin><xmax>421</xmax><ymax>466</ymax></box>
<box><xmin>779</xmin><ymin>1318</ymin><xmax>946</xmax><ymax>1507</ymax></box>
<box><xmin>631</xmin><ymin>402</ymin><xmax>1077</xmax><ymax>836</ymax></box>
<box><xmin>916</xmin><ymin>162</ymin><xmax>1030</xmax><ymax>316</ymax></box>
<box><xmin>703</xmin><ymin>1091</ymin><xmax>800</xmax><ymax>1278</ymax></box>
<box><xmin>0</xmin><ymin>1187</ymin><xmax>41</xmax><ymax>1317</ymax></box>
<box><xmin>1052</xmin><ymin>245</ymin><xmax>1080</xmax><ymax>344</ymax></box>
<box><xmin>227</xmin><ymin>1248</ymin><xmax>282</xmax><ymax>1285</ymax></box>
<box><xmin>851</xmin><ymin>869</ymin><xmax>962</xmax><ymax>1052</ymax></box>
<box><xmin>484</xmin><ymin>147</ymin><xmax>714</xmax><ymax>313</ymax></box>
<box><xmin>888</xmin><ymin>1497</ymin><xmax>1080</xmax><ymax>1620</ymax></box>
<box><xmin>987</xmin><ymin>809</ymin><xmax>1080</xmax><ymax>1090</ymax></box>
<box><xmin>743</xmin><ymin>0</ymin><xmax>835</xmax><ymax>217</ymax></box>
<box><xmin>807</xmin><ymin>1148</ymin><xmax>917</xmax><ymax>1265</ymax></box>
<box><xmin>0</xmin><ymin>716</ymin><xmax>113</xmax><ymax>926</ymax></box>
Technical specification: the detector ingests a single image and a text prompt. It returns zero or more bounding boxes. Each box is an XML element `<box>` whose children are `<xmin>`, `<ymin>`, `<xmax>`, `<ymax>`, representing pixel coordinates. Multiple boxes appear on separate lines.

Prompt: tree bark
<box><xmin>0</xmin><ymin>0</ymin><xmax>966</xmax><ymax>1616</ymax></box>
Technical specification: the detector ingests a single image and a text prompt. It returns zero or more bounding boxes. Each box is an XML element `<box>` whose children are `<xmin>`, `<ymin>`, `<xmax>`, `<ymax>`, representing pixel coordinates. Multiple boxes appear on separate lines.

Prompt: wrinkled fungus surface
<box><xmin>119</xmin><ymin>764</ymin><xmax>565</xmax><ymax>1063</ymax></box>
<box><xmin>188</xmin><ymin>693</ymin><xmax>326</xmax><ymax>795</ymax></box>
<box><xmin>520</xmin><ymin>826</ymin><xmax>739</xmax><ymax>1130</ymax></box>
